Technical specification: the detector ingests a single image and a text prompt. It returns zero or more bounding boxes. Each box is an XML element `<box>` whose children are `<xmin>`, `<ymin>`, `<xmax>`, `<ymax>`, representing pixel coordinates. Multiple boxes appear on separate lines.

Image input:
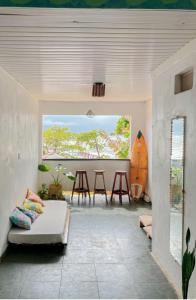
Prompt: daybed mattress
<box><xmin>8</xmin><ymin>201</ymin><xmax>69</xmax><ymax>245</ymax></box>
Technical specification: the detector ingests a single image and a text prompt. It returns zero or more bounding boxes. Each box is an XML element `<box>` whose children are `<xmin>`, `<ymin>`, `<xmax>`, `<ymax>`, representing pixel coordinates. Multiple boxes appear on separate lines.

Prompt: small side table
<box><xmin>93</xmin><ymin>170</ymin><xmax>108</xmax><ymax>204</ymax></box>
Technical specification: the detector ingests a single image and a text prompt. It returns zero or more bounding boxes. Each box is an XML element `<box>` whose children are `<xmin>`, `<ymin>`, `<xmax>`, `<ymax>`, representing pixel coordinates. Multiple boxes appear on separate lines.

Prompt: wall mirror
<box><xmin>170</xmin><ymin>117</ymin><xmax>185</xmax><ymax>265</ymax></box>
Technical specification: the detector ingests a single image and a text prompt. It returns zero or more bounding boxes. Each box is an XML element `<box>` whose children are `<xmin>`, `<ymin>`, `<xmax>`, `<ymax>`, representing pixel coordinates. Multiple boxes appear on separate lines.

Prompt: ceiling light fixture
<box><xmin>86</xmin><ymin>109</ymin><xmax>95</xmax><ymax>118</ymax></box>
<box><xmin>92</xmin><ymin>82</ymin><xmax>105</xmax><ymax>97</ymax></box>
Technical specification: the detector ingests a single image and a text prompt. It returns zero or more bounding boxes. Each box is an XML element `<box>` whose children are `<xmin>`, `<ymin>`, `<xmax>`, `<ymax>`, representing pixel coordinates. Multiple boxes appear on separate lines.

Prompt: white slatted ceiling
<box><xmin>0</xmin><ymin>8</ymin><xmax>196</xmax><ymax>101</ymax></box>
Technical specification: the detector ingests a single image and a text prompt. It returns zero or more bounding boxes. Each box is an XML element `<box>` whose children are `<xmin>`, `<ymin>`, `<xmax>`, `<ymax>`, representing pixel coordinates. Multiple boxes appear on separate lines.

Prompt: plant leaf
<box><xmin>38</xmin><ymin>164</ymin><xmax>51</xmax><ymax>172</ymax></box>
<box><xmin>186</xmin><ymin>228</ymin><xmax>191</xmax><ymax>249</ymax></box>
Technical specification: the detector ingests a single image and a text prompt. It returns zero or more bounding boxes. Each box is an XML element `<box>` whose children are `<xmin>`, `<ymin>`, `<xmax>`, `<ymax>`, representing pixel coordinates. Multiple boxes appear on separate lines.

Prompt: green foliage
<box><xmin>116</xmin><ymin>142</ymin><xmax>130</xmax><ymax>159</ymax></box>
<box><xmin>115</xmin><ymin>116</ymin><xmax>130</xmax><ymax>138</ymax></box>
<box><xmin>38</xmin><ymin>163</ymin><xmax>75</xmax><ymax>186</ymax></box>
<box><xmin>76</xmin><ymin>130</ymin><xmax>105</xmax><ymax>158</ymax></box>
<box><xmin>65</xmin><ymin>172</ymin><xmax>76</xmax><ymax>181</ymax></box>
<box><xmin>171</xmin><ymin>166</ymin><xmax>183</xmax><ymax>186</ymax></box>
<box><xmin>182</xmin><ymin>228</ymin><xmax>196</xmax><ymax>299</ymax></box>
<box><xmin>42</xmin><ymin>117</ymin><xmax>131</xmax><ymax>159</ymax></box>
<box><xmin>4</xmin><ymin>0</ymin><xmax>196</xmax><ymax>9</ymax></box>
<box><xmin>43</xmin><ymin>125</ymin><xmax>73</xmax><ymax>155</ymax></box>
<box><xmin>38</xmin><ymin>164</ymin><xmax>51</xmax><ymax>172</ymax></box>
<box><xmin>37</xmin><ymin>184</ymin><xmax>49</xmax><ymax>200</ymax></box>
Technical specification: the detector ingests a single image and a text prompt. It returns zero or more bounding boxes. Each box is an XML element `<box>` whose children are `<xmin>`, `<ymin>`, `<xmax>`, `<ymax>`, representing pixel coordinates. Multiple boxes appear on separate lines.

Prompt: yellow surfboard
<box><xmin>130</xmin><ymin>130</ymin><xmax>148</xmax><ymax>199</ymax></box>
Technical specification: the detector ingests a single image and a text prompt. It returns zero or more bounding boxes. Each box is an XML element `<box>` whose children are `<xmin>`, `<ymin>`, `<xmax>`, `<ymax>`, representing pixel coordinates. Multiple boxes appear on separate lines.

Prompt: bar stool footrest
<box><xmin>94</xmin><ymin>189</ymin><xmax>107</xmax><ymax>194</ymax></box>
<box><xmin>74</xmin><ymin>188</ymin><xmax>89</xmax><ymax>193</ymax></box>
<box><xmin>113</xmin><ymin>190</ymin><xmax>130</xmax><ymax>195</ymax></box>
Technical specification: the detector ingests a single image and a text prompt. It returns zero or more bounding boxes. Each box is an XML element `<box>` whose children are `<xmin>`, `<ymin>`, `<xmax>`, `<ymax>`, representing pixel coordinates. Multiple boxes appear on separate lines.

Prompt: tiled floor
<box><xmin>0</xmin><ymin>197</ymin><xmax>177</xmax><ymax>299</ymax></box>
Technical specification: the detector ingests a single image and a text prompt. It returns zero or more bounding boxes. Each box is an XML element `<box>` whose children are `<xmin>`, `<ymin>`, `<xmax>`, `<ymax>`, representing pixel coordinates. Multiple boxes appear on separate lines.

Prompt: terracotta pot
<box><xmin>48</xmin><ymin>184</ymin><xmax>63</xmax><ymax>199</ymax></box>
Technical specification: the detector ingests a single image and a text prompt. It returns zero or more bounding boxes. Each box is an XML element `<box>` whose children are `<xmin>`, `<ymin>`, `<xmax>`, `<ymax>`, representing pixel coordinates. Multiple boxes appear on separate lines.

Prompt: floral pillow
<box><xmin>10</xmin><ymin>208</ymin><xmax>31</xmax><ymax>230</ymax></box>
<box><xmin>26</xmin><ymin>189</ymin><xmax>45</xmax><ymax>207</ymax></box>
<box><xmin>23</xmin><ymin>199</ymin><xmax>44</xmax><ymax>214</ymax></box>
<box><xmin>17</xmin><ymin>206</ymin><xmax>39</xmax><ymax>222</ymax></box>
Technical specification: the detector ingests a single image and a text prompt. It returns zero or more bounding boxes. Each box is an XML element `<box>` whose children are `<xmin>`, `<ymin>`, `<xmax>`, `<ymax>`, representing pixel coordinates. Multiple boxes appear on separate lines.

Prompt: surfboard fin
<box><xmin>137</xmin><ymin>130</ymin><xmax>142</xmax><ymax>139</ymax></box>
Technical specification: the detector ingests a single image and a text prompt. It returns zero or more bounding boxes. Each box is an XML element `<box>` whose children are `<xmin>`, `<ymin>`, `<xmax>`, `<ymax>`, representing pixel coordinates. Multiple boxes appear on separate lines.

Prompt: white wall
<box><xmin>0</xmin><ymin>66</ymin><xmax>39</xmax><ymax>257</ymax></box>
<box><xmin>152</xmin><ymin>38</ymin><xmax>196</xmax><ymax>298</ymax></box>
<box><xmin>38</xmin><ymin>100</ymin><xmax>150</xmax><ymax>192</ymax></box>
<box><xmin>146</xmin><ymin>100</ymin><xmax>152</xmax><ymax>198</ymax></box>
<box><xmin>39</xmin><ymin>160</ymin><xmax>129</xmax><ymax>192</ymax></box>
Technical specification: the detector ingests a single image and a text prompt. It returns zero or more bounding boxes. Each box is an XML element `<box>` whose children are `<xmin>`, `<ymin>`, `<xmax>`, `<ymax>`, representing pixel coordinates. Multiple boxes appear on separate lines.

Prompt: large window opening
<box><xmin>42</xmin><ymin>115</ymin><xmax>131</xmax><ymax>160</ymax></box>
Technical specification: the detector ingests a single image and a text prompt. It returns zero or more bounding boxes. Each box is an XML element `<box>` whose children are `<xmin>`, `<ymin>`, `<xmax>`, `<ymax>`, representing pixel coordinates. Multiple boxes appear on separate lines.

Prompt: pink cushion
<box><xmin>143</xmin><ymin>226</ymin><xmax>152</xmax><ymax>239</ymax></box>
<box><xmin>26</xmin><ymin>189</ymin><xmax>45</xmax><ymax>207</ymax></box>
<box><xmin>139</xmin><ymin>215</ymin><xmax>152</xmax><ymax>227</ymax></box>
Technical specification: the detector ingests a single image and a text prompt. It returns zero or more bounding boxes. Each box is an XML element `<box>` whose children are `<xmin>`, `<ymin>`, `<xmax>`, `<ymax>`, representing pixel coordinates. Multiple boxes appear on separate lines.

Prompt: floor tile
<box><xmin>0</xmin><ymin>263</ymin><xmax>27</xmax><ymax>284</ymax></box>
<box><xmin>60</xmin><ymin>281</ymin><xmax>99</xmax><ymax>299</ymax></box>
<box><xmin>98</xmin><ymin>281</ymin><xmax>140</xmax><ymax>299</ymax></box>
<box><xmin>93</xmin><ymin>248</ymin><xmax>123</xmax><ymax>263</ymax></box>
<box><xmin>61</xmin><ymin>264</ymin><xmax>96</xmax><ymax>283</ymax></box>
<box><xmin>91</xmin><ymin>237</ymin><xmax>119</xmax><ymax>249</ymax></box>
<box><xmin>0</xmin><ymin>282</ymin><xmax>22</xmax><ymax>299</ymax></box>
<box><xmin>2</xmin><ymin>198</ymin><xmax>177</xmax><ymax>299</ymax></box>
<box><xmin>126</xmin><ymin>261</ymin><xmax>169</xmax><ymax>284</ymax></box>
<box><xmin>95</xmin><ymin>263</ymin><xmax>130</xmax><ymax>282</ymax></box>
<box><xmin>24</xmin><ymin>265</ymin><xmax>62</xmax><ymax>282</ymax></box>
<box><xmin>136</xmin><ymin>282</ymin><xmax>178</xmax><ymax>299</ymax></box>
<box><xmin>63</xmin><ymin>248</ymin><xmax>94</xmax><ymax>264</ymax></box>
<box><xmin>68</xmin><ymin>238</ymin><xmax>92</xmax><ymax>249</ymax></box>
<box><xmin>19</xmin><ymin>282</ymin><xmax>60</xmax><ymax>299</ymax></box>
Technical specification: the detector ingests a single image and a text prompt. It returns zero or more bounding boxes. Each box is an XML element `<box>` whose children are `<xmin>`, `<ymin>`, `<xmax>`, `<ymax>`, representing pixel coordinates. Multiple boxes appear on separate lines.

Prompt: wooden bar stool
<box><xmin>110</xmin><ymin>171</ymin><xmax>131</xmax><ymax>205</ymax></box>
<box><xmin>71</xmin><ymin>170</ymin><xmax>91</xmax><ymax>201</ymax></box>
<box><xmin>93</xmin><ymin>170</ymin><xmax>108</xmax><ymax>204</ymax></box>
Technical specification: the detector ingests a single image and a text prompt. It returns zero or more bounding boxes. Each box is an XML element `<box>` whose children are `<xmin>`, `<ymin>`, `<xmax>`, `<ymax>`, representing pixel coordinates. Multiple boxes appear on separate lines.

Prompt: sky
<box><xmin>43</xmin><ymin>115</ymin><xmax>122</xmax><ymax>133</ymax></box>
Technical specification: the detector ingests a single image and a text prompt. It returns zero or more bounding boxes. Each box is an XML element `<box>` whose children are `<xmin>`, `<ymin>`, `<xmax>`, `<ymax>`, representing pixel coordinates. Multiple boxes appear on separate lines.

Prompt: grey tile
<box><xmin>63</xmin><ymin>248</ymin><xmax>94</xmax><ymax>264</ymax></box>
<box><xmin>61</xmin><ymin>264</ymin><xmax>96</xmax><ymax>283</ymax></box>
<box><xmin>19</xmin><ymin>282</ymin><xmax>60</xmax><ymax>299</ymax></box>
<box><xmin>117</xmin><ymin>237</ymin><xmax>148</xmax><ymax>250</ymax></box>
<box><xmin>136</xmin><ymin>282</ymin><xmax>177</xmax><ymax>299</ymax></box>
<box><xmin>24</xmin><ymin>265</ymin><xmax>62</xmax><ymax>282</ymax></box>
<box><xmin>0</xmin><ymin>263</ymin><xmax>26</xmax><ymax>284</ymax></box>
<box><xmin>0</xmin><ymin>282</ymin><xmax>22</xmax><ymax>299</ymax></box>
<box><xmin>90</xmin><ymin>232</ymin><xmax>116</xmax><ymax>240</ymax></box>
<box><xmin>91</xmin><ymin>237</ymin><xmax>119</xmax><ymax>249</ymax></box>
<box><xmin>68</xmin><ymin>238</ymin><xmax>92</xmax><ymax>249</ymax></box>
<box><xmin>1</xmin><ymin>200</ymin><xmax>177</xmax><ymax>300</ymax></box>
<box><xmin>121</xmin><ymin>247</ymin><xmax>151</xmax><ymax>263</ymax></box>
<box><xmin>95</xmin><ymin>263</ymin><xmax>130</xmax><ymax>282</ymax></box>
<box><xmin>59</xmin><ymin>281</ymin><xmax>99</xmax><ymax>299</ymax></box>
<box><xmin>93</xmin><ymin>248</ymin><xmax>123</xmax><ymax>263</ymax></box>
<box><xmin>126</xmin><ymin>262</ymin><xmax>169</xmax><ymax>284</ymax></box>
<box><xmin>69</xmin><ymin>230</ymin><xmax>91</xmax><ymax>240</ymax></box>
<box><xmin>4</xmin><ymin>252</ymin><xmax>64</xmax><ymax>264</ymax></box>
<box><xmin>98</xmin><ymin>281</ymin><xmax>140</xmax><ymax>299</ymax></box>
<box><xmin>4</xmin><ymin>246</ymin><xmax>64</xmax><ymax>264</ymax></box>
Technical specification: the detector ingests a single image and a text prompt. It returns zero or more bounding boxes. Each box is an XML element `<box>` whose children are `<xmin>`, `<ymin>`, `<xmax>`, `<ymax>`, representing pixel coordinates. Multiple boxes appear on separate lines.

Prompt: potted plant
<box><xmin>38</xmin><ymin>163</ymin><xmax>75</xmax><ymax>200</ymax></box>
<box><xmin>37</xmin><ymin>183</ymin><xmax>49</xmax><ymax>200</ymax></box>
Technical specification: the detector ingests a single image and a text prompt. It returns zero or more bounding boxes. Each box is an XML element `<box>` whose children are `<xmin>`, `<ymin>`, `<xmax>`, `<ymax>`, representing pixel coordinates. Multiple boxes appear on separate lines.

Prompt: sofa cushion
<box><xmin>10</xmin><ymin>208</ymin><xmax>31</xmax><ymax>230</ymax></box>
<box><xmin>26</xmin><ymin>189</ymin><xmax>45</xmax><ymax>207</ymax></box>
<box><xmin>23</xmin><ymin>199</ymin><xmax>44</xmax><ymax>214</ymax></box>
<box><xmin>17</xmin><ymin>206</ymin><xmax>39</xmax><ymax>222</ymax></box>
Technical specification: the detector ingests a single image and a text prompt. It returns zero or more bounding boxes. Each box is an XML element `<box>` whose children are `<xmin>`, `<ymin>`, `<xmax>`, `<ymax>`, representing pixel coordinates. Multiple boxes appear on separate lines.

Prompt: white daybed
<box><xmin>8</xmin><ymin>200</ymin><xmax>70</xmax><ymax>245</ymax></box>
